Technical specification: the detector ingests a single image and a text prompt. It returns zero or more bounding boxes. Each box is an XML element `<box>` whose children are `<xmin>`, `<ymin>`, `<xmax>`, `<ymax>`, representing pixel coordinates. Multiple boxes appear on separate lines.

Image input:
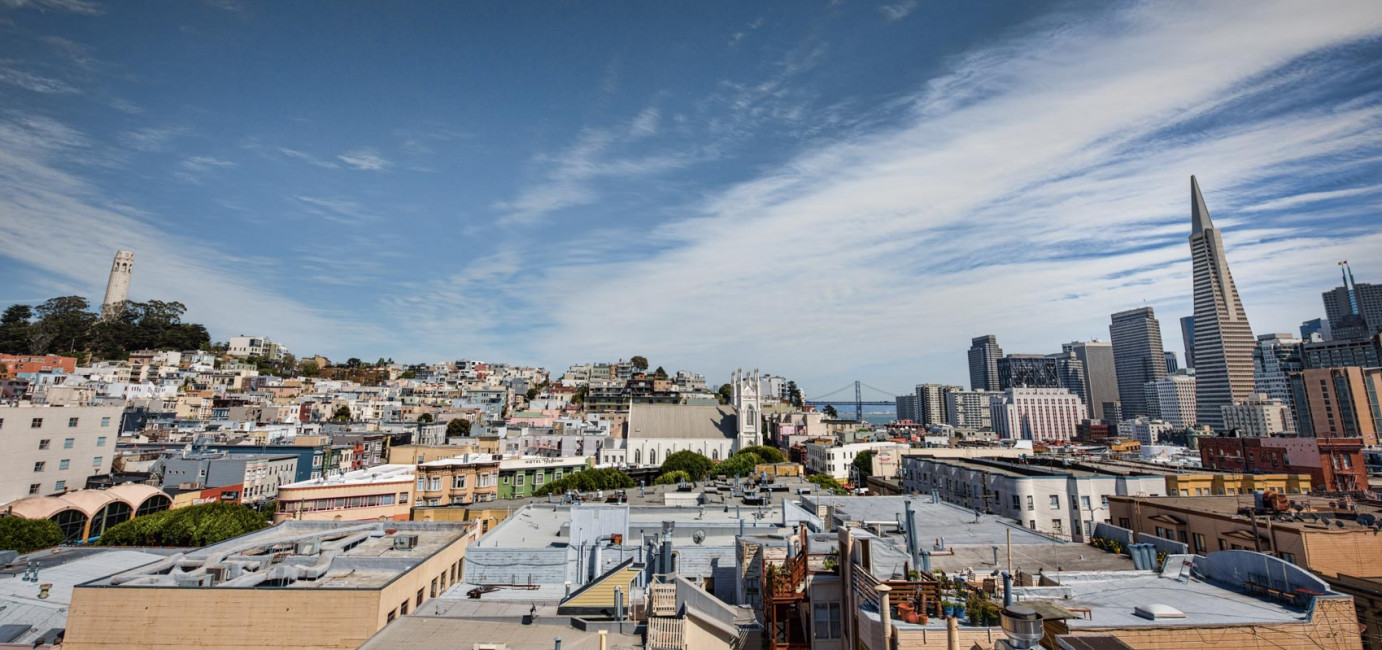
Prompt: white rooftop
<box><xmin>281</xmin><ymin>463</ymin><xmax>414</xmax><ymax>488</ymax></box>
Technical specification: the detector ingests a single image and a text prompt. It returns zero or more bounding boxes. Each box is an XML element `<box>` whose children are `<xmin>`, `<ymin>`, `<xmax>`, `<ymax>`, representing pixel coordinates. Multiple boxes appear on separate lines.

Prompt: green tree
<box><xmin>534</xmin><ymin>468</ymin><xmax>633</xmax><ymax>496</ymax></box>
<box><xmin>446</xmin><ymin>418</ymin><xmax>471</xmax><ymax>437</ymax></box>
<box><xmin>806</xmin><ymin>473</ymin><xmax>848</xmax><ymax>495</ymax></box>
<box><xmin>399</xmin><ymin>369</ymin><xmax>417</xmax><ymax>379</ymax></box>
<box><xmin>630</xmin><ymin>356</ymin><xmax>649</xmax><ymax>371</ymax></box>
<box><xmin>786</xmin><ymin>380</ymin><xmax>803</xmax><ymax>407</ymax></box>
<box><xmin>852</xmin><ymin>450</ymin><xmax>874</xmax><ymax>479</ymax></box>
<box><xmin>654</xmin><ymin>366</ymin><xmax>668</xmax><ymax>380</ymax></box>
<box><xmin>330</xmin><ymin>405</ymin><xmax>352</xmax><ymax>422</ymax></box>
<box><xmin>417</xmin><ymin>413</ymin><xmax>435</xmax><ymax>424</ymax></box>
<box><xmin>299</xmin><ymin>360</ymin><xmax>320</xmax><ymax>377</ymax></box>
<box><xmin>823</xmin><ymin>404</ymin><xmax>839</xmax><ymax>418</ymax></box>
<box><xmin>0</xmin><ymin>516</ymin><xmax>64</xmax><ymax>552</ymax></box>
<box><xmin>738</xmin><ymin>445</ymin><xmax>786</xmax><ymax>463</ymax></box>
<box><xmin>717</xmin><ymin>383</ymin><xmax>733</xmax><ymax>405</ymax></box>
<box><xmin>0</xmin><ymin>304</ymin><xmax>33</xmax><ymax>354</ymax></box>
<box><xmin>715</xmin><ymin>451</ymin><xmax>762</xmax><ymax>477</ymax></box>
<box><xmin>98</xmin><ymin>502</ymin><xmax>269</xmax><ymax>547</ymax></box>
<box><xmin>572</xmin><ymin>384</ymin><xmax>588</xmax><ymax>405</ymax></box>
<box><xmin>654</xmin><ymin>470</ymin><xmax>691</xmax><ymax>486</ymax></box>
<box><xmin>345</xmin><ymin>357</ymin><xmax>362</xmax><ymax>368</ymax></box>
<box><xmin>659</xmin><ymin>450</ymin><xmax>714</xmax><ymax>481</ymax></box>
<box><xmin>375</xmin><ymin>357</ymin><xmax>387</xmax><ymax>367</ymax></box>
<box><xmin>31</xmin><ymin>296</ymin><xmax>96</xmax><ymax>355</ymax></box>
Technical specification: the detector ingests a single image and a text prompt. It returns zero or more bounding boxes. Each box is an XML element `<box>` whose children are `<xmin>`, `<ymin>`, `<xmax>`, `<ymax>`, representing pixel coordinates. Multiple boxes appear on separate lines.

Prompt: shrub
<box><xmin>806</xmin><ymin>473</ymin><xmax>847</xmax><ymax>495</ymax></box>
<box><xmin>0</xmin><ymin>517</ymin><xmax>64</xmax><ymax>552</ymax></box>
<box><xmin>533</xmin><ymin>468</ymin><xmax>633</xmax><ymax>496</ymax></box>
<box><xmin>659</xmin><ymin>450</ymin><xmax>714</xmax><ymax>481</ymax></box>
<box><xmin>737</xmin><ymin>445</ymin><xmax>786</xmax><ymax>464</ymax></box>
<box><xmin>654</xmin><ymin>470</ymin><xmax>691</xmax><ymax>486</ymax></box>
<box><xmin>99</xmin><ymin>502</ymin><xmax>269</xmax><ymax>547</ymax></box>
<box><xmin>714</xmin><ymin>451</ymin><xmax>762</xmax><ymax>477</ymax></box>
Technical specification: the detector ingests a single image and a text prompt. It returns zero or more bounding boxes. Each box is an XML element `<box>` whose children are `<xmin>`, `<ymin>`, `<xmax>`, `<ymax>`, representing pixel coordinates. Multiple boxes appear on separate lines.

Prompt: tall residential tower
<box><xmin>1109</xmin><ymin>307</ymin><xmax>1166</xmax><ymax>419</ymax></box>
<box><xmin>1188</xmin><ymin>176</ymin><xmax>1256</xmax><ymax>431</ymax></box>
<box><xmin>967</xmin><ymin>335</ymin><xmax>1002</xmax><ymax>391</ymax></box>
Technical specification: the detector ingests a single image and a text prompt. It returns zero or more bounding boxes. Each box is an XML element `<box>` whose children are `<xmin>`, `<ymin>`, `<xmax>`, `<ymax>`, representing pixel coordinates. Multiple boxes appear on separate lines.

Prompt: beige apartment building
<box><xmin>414</xmin><ymin>454</ymin><xmax>501</xmax><ymax>506</ymax></box>
<box><xmin>63</xmin><ymin>520</ymin><xmax>479</xmax><ymax>650</ymax></box>
<box><xmin>0</xmin><ymin>403</ymin><xmax>123</xmax><ymax>504</ymax></box>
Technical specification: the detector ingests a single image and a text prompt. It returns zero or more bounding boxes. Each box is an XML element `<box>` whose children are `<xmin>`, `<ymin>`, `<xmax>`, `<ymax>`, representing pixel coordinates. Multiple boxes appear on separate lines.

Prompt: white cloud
<box><xmin>496</xmin><ymin>0</ymin><xmax>1382</xmax><ymax>389</ymax></box>
<box><xmin>0</xmin><ymin>113</ymin><xmax>382</xmax><ymax>357</ymax></box>
<box><xmin>180</xmin><ymin>155</ymin><xmax>234</xmax><ymax>171</ymax></box>
<box><xmin>337</xmin><ymin>148</ymin><xmax>391</xmax><ymax>171</ymax></box>
<box><xmin>121</xmin><ymin>126</ymin><xmax>191</xmax><ymax>152</ymax></box>
<box><xmin>878</xmin><ymin>0</ymin><xmax>918</xmax><ymax>22</ymax></box>
<box><xmin>0</xmin><ymin>65</ymin><xmax>81</xmax><ymax>94</ymax></box>
<box><xmin>278</xmin><ymin>147</ymin><xmax>340</xmax><ymax>169</ymax></box>
<box><xmin>0</xmin><ymin>0</ymin><xmax>101</xmax><ymax>14</ymax></box>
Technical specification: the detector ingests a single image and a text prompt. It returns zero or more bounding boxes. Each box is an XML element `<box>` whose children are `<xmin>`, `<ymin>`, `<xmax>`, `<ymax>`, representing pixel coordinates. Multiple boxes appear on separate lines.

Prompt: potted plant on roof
<box><xmin>942</xmin><ymin>599</ymin><xmax>954</xmax><ymax>617</ymax></box>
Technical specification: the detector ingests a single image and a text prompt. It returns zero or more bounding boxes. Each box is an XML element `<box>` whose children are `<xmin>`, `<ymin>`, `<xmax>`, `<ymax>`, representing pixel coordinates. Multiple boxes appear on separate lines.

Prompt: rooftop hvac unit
<box><xmin>175</xmin><ymin>574</ymin><xmax>211</xmax><ymax>588</ymax></box>
<box><xmin>206</xmin><ymin>565</ymin><xmax>228</xmax><ymax>585</ymax></box>
<box><xmin>393</xmin><ymin>533</ymin><xmax>420</xmax><ymax>550</ymax></box>
<box><xmin>295</xmin><ymin>540</ymin><xmax>322</xmax><ymax>556</ymax></box>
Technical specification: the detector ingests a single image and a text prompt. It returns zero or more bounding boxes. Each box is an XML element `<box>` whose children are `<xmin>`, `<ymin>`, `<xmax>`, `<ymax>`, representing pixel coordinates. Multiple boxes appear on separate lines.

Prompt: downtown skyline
<box><xmin>2</xmin><ymin>1</ymin><xmax>1382</xmax><ymax>392</ymax></box>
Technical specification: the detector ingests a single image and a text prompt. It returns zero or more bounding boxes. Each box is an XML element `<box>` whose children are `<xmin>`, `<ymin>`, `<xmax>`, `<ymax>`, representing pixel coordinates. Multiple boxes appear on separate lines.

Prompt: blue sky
<box><xmin>2</xmin><ymin>0</ymin><xmax>1381</xmax><ymax>395</ymax></box>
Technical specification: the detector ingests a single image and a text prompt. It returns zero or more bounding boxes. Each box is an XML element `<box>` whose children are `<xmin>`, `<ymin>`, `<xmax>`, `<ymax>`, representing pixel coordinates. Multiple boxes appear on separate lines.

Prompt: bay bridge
<box><xmin>803</xmin><ymin>381</ymin><xmax>898</xmax><ymax>422</ymax></box>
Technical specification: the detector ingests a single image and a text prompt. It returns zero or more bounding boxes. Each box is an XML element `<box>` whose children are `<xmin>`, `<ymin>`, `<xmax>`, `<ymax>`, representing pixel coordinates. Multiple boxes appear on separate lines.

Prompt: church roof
<box><xmin>1191</xmin><ymin>175</ymin><xmax>1214</xmax><ymax>235</ymax></box>
<box><xmin>626</xmin><ymin>404</ymin><xmax>738</xmax><ymax>440</ymax></box>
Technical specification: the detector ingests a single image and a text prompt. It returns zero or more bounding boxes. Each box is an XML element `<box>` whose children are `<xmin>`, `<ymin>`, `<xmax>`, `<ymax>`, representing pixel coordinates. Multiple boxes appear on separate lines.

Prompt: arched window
<box><xmin>634</xmin><ymin>449</ymin><xmax>641</xmax><ymax>465</ymax></box>
<box><xmin>648</xmin><ymin>449</ymin><xmax>658</xmax><ymax>465</ymax></box>
<box><xmin>90</xmin><ymin>501</ymin><xmax>132</xmax><ymax>541</ymax></box>
<box><xmin>51</xmin><ymin>509</ymin><xmax>88</xmax><ymax>543</ymax></box>
<box><xmin>136</xmin><ymin>494</ymin><xmax>171</xmax><ymax>518</ymax></box>
<box><xmin>712</xmin><ymin>449</ymin><xmax>720</xmax><ymax>461</ymax></box>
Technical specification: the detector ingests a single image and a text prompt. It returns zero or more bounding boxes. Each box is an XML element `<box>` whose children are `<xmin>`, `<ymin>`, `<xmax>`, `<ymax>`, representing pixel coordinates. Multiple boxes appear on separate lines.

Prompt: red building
<box><xmin>1199</xmin><ymin>436</ymin><xmax>1366</xmax><ymax>493</ymax></box>
<box><xmin>0</xmin><ymin>354</ymin><xmax>76</xmax><ymax>378</ymax></box>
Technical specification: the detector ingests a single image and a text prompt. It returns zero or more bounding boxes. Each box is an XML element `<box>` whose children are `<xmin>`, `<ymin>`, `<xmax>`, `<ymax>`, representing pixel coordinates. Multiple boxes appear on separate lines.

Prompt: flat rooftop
<box><xmin>83</xmin><ymin>520</ymin><xmax>472</xmax><ymax>590</ymax></box>
<box><xmin>478</xmin><ymin>503</ymin><xmax>786</xmax><ymax>549</ymax></box>
<box><xmin>359</xmin><ymin>616</ymin><xmax>643</xmax><ymax>650</ymax></box>
<box><xmin>280</xmin><ymin>463</ymin><xmax>415</xmax><ymax>488</ymax></box>
<box><xmin>1033</xmin><ymin>571</ymin><xmax>1309</xmax><ymax>628</ymax></box>
<box><xmin>0</xmin><ymin>547</ymin><xmax>180</xmax><ymax>645</ymax></box>
<box><xmin>1111</xmin><ymin>494</ymin><xmax>1382</xmax><ymax>532</ymax></box>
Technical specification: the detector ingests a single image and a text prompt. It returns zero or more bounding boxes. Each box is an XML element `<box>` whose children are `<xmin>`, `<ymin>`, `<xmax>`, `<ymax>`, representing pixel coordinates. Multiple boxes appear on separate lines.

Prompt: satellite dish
<box><xmin>693</xmin><ymin>530</ymin><xmax>706</xmax><ymax>545</ymax></box>
<box><xmin>1358</xmin><ymin>514</ymin><xmax>1376</xmax><ymax>527</ymax></box>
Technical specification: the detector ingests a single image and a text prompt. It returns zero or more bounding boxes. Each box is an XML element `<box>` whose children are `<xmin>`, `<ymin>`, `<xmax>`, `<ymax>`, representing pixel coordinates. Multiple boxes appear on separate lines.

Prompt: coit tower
<box><xmin>100</xmin><ymin>250</ymin><xmax>135</xmax><ymax>320</ymax></box>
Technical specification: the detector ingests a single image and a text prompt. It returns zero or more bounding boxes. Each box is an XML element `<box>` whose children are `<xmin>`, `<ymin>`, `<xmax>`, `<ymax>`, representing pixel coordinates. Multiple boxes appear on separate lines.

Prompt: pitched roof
<box><xmin>626</xmin><ymin>404</ymin><xmax>738</xmax><ymax>440</ymax></box>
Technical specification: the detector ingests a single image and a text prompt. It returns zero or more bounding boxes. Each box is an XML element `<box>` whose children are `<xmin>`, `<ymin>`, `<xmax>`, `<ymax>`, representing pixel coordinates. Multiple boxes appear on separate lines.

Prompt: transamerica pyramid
<box><xmin>1188</xmin><ymin>176</ymin><xmax>1256</xmax><ymax>431</ymax></box>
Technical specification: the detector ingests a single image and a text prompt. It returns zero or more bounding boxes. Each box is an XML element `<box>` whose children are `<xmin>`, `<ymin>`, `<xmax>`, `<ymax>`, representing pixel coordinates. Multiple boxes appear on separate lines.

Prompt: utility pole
<box><xmin>854</xmin><ymin>381</ymin><xmax>863</xmax><ymax>423</ymax></box>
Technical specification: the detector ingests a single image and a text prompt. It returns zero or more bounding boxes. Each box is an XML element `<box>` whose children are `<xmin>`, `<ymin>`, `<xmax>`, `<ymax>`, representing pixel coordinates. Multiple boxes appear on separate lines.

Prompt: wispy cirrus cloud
<box><xmin>278</xmin><ymin>147</ymin><xmax>340</xmax><ymax>169</ymax></box>
<box><xmin>338</xmin><ymin>148</ymin><xmax>391</xmax><ymax>171</ymax></box>
<box><xmin>121</xmin><ymin>126</ymin><xmax>192</xmax><ymax>152</ymax></box>
<box><xmin>291</xmin><ymin>195</ymin><xmax>381</xmax><ymax>226</ymax></box>
<box><xmin>180</xmin><ymin>155</ymin><xmax>234</xmax><ymax>172</ymax></box>
<box><xmin>0</xmin><ymin>0</ymin><xmax>101</xmax><ymax>15</ymax></box>
<box><xmin>878</xmin><ymin>1</ymin><xmax>919</xmax><ymax>22</ymax></box>
<box><xmin>472</xmin><ymin>0</ymin><xmax>1382</xmax><ymax>389</ymax></box>
<box><xmin>0</xmin><ymin>64</ymin><xmax>80</xmax><ymax>94</ymax></box>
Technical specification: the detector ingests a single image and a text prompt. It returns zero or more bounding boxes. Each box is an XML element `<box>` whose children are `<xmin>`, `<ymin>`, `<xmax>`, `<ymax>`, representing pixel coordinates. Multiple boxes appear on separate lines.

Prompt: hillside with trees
<box><xmin>0</xmin><ymin>296</ymin><xmax>210</xmax><ymax>360</ymax></box>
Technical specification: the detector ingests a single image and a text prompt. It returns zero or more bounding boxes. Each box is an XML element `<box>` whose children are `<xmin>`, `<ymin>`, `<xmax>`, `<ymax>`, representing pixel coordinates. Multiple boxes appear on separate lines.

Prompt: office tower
<box><xmin>895</xmin><ymin>393</ymin><xmax>919</xmax><ymax>423</ymax></box>
<box><xmin>1164</xmin><ymin>351</ymin><xmax>1178</xmax><ymax>374</ymax></box>
<box><xmin>1289</xmin><ymin>367</ymin><xmax>1380</xmax><ymax>444</ymax></box>
<box><xmin>1048</xmin><ymin>351</ymin><xmax>1088</xmax><ymax>407</ymax></box>
<box><xmin>1299</xmin><ymin>318</ymin><xmax>1331</xmax><ymax>342</ymax></box>
<box><xmin>1063</xmin><ymin>340</ymin><xmax>1120</xmax><ymax>420</ymax></box>
<box><xmin>1180</xmin><ymin>316</ymin><xmax>1196</xmax><ymax>368</ymax></box>
<box><xmin>1221</xmin><ymin>394</ymin><xmax>1293</xmax><ymax>437</ymax></box>
<box><xmin>917</xmin><ymin>384</ymin><xmax>962</xmax><ymax>427</ymax></box>
<box><xmin>967</xmin><ymin>335</ymin><xmax>1002</xmax><ymax>391</ymax></box>
<box><xmin>1253</xmin><ymin>333</ymin><xmax>1303</xmax><ymax>420</ymax></box>
<box><xmin>1302</xmin><ymin>334</ymin><xmax>1381</xmax><ymax>370</ymax></box>
<box><xmin>989</xmin><ymin>387</ymin><xmax>1085</xmax><ymax>442</ymax></box>
<box><xmin>1188</xmin><ymin>176</ymin><xmax>1257</xmax><ymax>431</ymax></box>
<box><xmin>100</xmin><ymin>250</ymin><xmax>135</xmax><ymax>321</ymax></box>
<box><xmin>946</xmin><ymin>390</ymin><xmax>999</xmax><ymax>430</ymax></box>
<box><xmin>1143</xmin><ymin>372</ymin><xmax>1197</xmax><ymax>428</ymax></box>
<box><xmin>1323</xmin><ymin>262</ymin><xmax>1382</xmax><ymax>338</ymax></box>
<box><xmin>1110</xmin><ymin>307</ymin><xmax>1167</xmax><ymax>419</ymax></box>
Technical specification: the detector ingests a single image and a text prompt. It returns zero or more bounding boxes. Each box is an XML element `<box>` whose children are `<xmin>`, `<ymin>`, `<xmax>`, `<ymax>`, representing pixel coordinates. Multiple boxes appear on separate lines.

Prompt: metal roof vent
<box><xmin>1133</xmin><ymin>603</ymin><xmax>1186</xmax><ymax>620</ymax></box>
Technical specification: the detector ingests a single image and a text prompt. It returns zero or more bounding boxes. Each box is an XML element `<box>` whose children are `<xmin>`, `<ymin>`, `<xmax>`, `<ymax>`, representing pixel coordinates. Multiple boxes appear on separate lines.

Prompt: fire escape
<box><xmin>763</xmin><ymin>541</ymin><xmax>810</xmax><ymax>650</ymax></box>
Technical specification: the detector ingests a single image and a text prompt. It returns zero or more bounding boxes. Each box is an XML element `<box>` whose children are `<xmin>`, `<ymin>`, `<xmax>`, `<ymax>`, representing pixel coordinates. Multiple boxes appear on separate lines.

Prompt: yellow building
<box><xmin>1164</xmin><ymin>472</ymin><xmax>1311</xmax><ymax>497</ymax></box>
<box><xmin>63</xmin><ymin>520</ymin><xmax>479</xmax><ymax>650</ymax></box>
<box><xmin>388</xmin><ymin>441</ymin><xmax>501</xmax><ymax>463</ymax></box>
